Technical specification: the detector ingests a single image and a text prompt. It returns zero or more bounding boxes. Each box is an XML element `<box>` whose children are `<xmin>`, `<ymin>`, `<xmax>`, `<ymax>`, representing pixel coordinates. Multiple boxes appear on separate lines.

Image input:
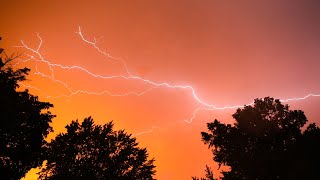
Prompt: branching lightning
<box><xmin>14</xmin><ymin>27</ymin><xmax>320</xmax><ymax>135</ymax></box>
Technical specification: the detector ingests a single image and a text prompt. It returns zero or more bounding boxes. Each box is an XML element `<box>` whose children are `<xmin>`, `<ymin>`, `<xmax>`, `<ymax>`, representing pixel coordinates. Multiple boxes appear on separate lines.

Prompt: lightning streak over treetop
<box><xmin>14</xmin><ymin>27</ymin><xmax>320</xmax><ymax>136</ymax></box>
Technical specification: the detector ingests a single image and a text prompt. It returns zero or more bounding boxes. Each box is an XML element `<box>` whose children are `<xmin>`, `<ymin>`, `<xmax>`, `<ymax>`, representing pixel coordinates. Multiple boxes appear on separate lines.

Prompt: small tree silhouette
<box><xmin>0</xmin><ymin>43</ymin><xmax>55</xmax><ymax>179</ymax></box>
<box><xmin>192</xmin><ymin>165</ymin><xmax>216</xmax><ymax>180</ymax></box>
<box><xmin>199</xmin><ymin>97</ymin><xmax>320</xmax><ymax>179</ymax></box>
<box><xmin>40</xmin><ymin>117</ymin><xmax>156</xmax><ymax>180</ymax></box>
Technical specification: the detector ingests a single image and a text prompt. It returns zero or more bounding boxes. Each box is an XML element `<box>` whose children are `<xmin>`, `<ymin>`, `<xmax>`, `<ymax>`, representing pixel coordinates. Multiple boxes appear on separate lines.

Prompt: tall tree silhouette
<box><xmin>0</xmin><ymin>43</ymin><xmax>55</xmax><ymax>179</ymax></box>
<box><xmin>200</xmin><ymin>97</ymin><xmax>320</xmax><ymax>179</ymax></box>
<box><xmin>40</xmin><ymin>117</ymin><xmax>156</xmax><ymax>180</ymax></box>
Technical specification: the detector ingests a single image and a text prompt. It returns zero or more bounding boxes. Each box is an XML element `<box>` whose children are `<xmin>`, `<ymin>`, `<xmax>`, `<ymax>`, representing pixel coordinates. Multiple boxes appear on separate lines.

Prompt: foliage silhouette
<box><xmin>39</xmin><ymin>117</ymin><xmax>156</xmax><ymax>180</ymax></box>
<box><xmin>192</xmin><ymin>165</ymin><xmax>216</xmax><ymax>180</ymax></box>
<box><xmin>200</xmin><ymin>97</ymin><xmax>320</xmax><ymax>179</ymax></box>
<box><xmin>0</xmin><ymin>43</ymin><xmax>55</xmax><ymax>179</ymax></box>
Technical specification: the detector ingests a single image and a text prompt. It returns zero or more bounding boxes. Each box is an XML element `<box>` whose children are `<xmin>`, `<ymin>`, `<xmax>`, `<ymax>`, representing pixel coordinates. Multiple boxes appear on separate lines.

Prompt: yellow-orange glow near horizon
<box><xmin>2</xmin><ymin>1</ymin><xmax>320</xmax><ymax>179</ymax></box>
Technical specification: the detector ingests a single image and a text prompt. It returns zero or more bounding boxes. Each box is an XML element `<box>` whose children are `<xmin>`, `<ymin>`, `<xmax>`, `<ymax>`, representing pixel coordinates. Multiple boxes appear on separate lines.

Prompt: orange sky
<box><xmin>2</xmin><ymin>1</ymin><xmax>320</xmax><ymax>179</ymax></box>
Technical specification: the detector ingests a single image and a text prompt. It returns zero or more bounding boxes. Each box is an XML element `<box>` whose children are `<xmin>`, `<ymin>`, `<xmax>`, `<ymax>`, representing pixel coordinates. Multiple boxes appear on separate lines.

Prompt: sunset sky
<box><xmin>2</xmin><ymin>0</ymin><xmax>320</xmax><ymax>179</ymax></box>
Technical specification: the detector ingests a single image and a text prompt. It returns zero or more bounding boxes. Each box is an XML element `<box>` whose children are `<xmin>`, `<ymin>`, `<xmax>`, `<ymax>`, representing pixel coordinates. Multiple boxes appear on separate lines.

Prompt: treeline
<box><xmin>1</xmin><ymin>42</ymin><xmax>320</xmax><ymax>180</ymax></box>
<box><xmin>0</xmin><ymin>45</ymin><xmax>155</xmax><ymax>179</ymax></box>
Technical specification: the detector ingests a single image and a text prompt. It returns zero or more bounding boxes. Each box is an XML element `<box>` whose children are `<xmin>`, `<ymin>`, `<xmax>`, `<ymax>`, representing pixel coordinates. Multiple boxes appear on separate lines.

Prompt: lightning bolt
<box><xmin>133</xmin><ymin>126</ymin><xmax>160</xmax><ymax>136</ymax></box>
<box><xmin>14</xmin><ymin>27</ymin><xmax>320</xmax><ymax>136</ymax></box>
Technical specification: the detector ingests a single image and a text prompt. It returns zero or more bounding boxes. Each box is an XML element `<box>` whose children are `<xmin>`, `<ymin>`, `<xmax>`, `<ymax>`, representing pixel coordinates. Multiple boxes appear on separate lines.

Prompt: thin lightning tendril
<box><xmin>14</xmin><ymin>27</ymin><xmax>320</xmax><ymax>135</ymax></box>
<box><xmin>133</xmin><ymin>126</ymin><xmax>160</xmax><ymax>136</ymax></box>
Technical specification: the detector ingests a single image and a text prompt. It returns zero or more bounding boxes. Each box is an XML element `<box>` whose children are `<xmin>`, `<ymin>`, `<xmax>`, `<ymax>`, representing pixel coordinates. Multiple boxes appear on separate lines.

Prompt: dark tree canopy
<box><xmin>201</xmin><ymin>97</ymin><xmax>320</xmax><ymax>180</ymax></box>
<box><xmin>40</xmin><ymin>117</ymin><xmax>156</xmax><ymax>180</ymax></box>
<box><xmin>0</xmin><ymin>45</ymin><xmax>55</xmax><ymax>179</ymax></box>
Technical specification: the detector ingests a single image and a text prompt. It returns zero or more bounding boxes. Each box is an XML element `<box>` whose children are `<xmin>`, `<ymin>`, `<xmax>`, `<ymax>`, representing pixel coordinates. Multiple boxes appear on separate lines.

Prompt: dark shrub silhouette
<box><xmin>0</xmin><ymin>44</ymin><xmax>55</xmax><ymax>179</ymax></box>
<box><xmin>200</xmin><ymin>97</ymin><xmax>320</xmax><ymax>180</ymax></box>
<box><xmin>39</xmin><ymin>117</ymin><xmax>156</xmax><ymax>180</ymax></box>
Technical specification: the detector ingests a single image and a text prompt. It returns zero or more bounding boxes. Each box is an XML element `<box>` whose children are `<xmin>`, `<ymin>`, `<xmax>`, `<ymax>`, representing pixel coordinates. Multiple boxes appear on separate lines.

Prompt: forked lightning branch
<box><xmin>13</xmin><ymin>27</ymin><xmax>320</xmax><ymax>135</ymax></box>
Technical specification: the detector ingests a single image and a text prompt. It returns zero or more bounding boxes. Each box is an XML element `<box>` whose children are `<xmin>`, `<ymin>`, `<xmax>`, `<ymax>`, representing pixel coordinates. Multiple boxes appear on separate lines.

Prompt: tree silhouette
<box><xmin>192</xmin><ymin>165</ymin><xmax>216</xmax><ymax>180</ymax></box>
<box><xmin>39</xmin><ymin>117</ymin><xmax>156</xmax><ymax>180</ymax></box>
<box><xmin>0</xmin><ymin>43</ymin><xmax>55</xmax><ymax>179</ymax></box>
<box><xmin>200</xmin><ymin>97</ymin><xmax>320</xmax><ymax>179</ymax></box>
